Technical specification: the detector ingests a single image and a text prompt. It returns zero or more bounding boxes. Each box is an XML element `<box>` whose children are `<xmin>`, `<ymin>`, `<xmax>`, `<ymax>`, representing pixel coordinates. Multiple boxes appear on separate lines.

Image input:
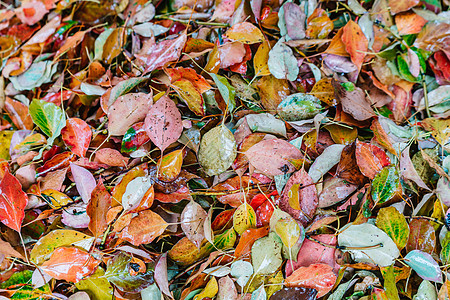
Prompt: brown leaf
<box><xmin>341</xmin><ymin>20</ymin><xmax>368</xmax><ymax>72</ymax></box>
<box><xmin>333</xmin><ymin>81</ymin><xmax>375</xmax><ymax>121</ymax></box>
<box><xmin>336</xmin><ymin>143</ymin><xmax>366</xmax><ymax>185</ymax></box>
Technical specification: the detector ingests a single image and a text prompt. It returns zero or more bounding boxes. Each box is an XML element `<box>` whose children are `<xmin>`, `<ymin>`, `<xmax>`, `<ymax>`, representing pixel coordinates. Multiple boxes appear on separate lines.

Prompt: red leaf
<box><xmin>285</xmin><ymin>263</ymin><xmax>337</xmax><ymax>297</ymax></box>
<box><xmin>61</xmin><ymin>118</ymin><xmax>92</xmax><ymax>157</ymax></box>
<box><xmin>41</xmin><ymin>247</ymin><xmax>101</xmax><ymax>283</ymax></box>
<box><xmin>144</xmin><ymin>95</ymin><xmax>183</xmax><ymax>152</ymax></box>
<box><xmin>0</xmin><ymin>170</ymin><xmax>28</xmax><ymax>232</ymax></box>
<box><xmin>279</xmin><ymin>168</ymin><xmax>318</xmax><ymax>226</ymax></box>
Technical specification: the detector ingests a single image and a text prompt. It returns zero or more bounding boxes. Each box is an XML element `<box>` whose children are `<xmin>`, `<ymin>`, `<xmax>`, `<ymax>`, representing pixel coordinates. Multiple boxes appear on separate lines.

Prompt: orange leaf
<box><xmin>388</xmin><ymin>0</ymin><xmax>419</xmax><ymax>15</ymax></box>
<box><xmin>157</xmin><ymin>149</ymin><xmax>184</xmax><ymax>182</ymax></box>
<box><xmin>324</xmin><ymin>28</ymin><xmax>348</xmax><ymax>57</ymax></box>
<box><xmin>341</xmin><ymin>20</ymin><xmax>368</xmax><ymax>72</ymax></box>
<box><xmin>395</xmin><ymin>12</ymin><xmax>427</xmax><ymax>35</ymax></box>
<box><xmin>119</xmin><ymin>210</ymin><xmax>168</xmax><ymax>246</ymax></box>
<box><xmin>86</xmin><ymin>180</ymin><xmax>111</xmax><ymax>238</ymax></box>
<box><xmin>165</xmin><ymin>67</ymin><xmax>212</xmax><ymax>94</ymax></box>
<box><xmin>234</xmin><ymin>226</ymin><xmax>269</xmax><ymax>259</ymax></box>
<box><xmin>355</xmin><ymin>140</ymin><xmax>391</xmax><ymax>179</ymax></box>
<box><xmin>41</xmin><ymin>247</ymin><xmax>101</xmax><ymax>283</ymax></box>
<box><xmin>285</xmin><ymin>263</ymin><xmax>337</xmax><ymax>297</ymax></box>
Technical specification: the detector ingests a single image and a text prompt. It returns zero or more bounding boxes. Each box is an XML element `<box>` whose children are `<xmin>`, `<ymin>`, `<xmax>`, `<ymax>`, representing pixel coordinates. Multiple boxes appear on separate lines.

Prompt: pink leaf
<box><xmin>135</xmin><ymin>34</ymin><xmax>187</xmax><ymax>75</ymax></box>
<box><xmin>15</xmin><ymin>0</ymin><xmax>49</xmax><ymax>26</ymax></box>
<box><xmin>218</xmin><ymin>42</ymin><xmax>246</xmax><ymax>69</ymax></box>
<box><xmin>70</xmin><ymin>163</ymin><xmax>96</xmax><ymax>204</ymax></box>
<box><xmin>245</xmin><ymin>139</ymin><xmax>303</xmax><ymax>176</ymax></box>
<box><xmin>286</xmin><ymin>234</ymin><xmax>338</xmax><ymax>276</ymax></box>
<box><xmin>107</xmin><ymin>92</ymin><xmax>153</xmax><ymax>136</ymax></box>
<box><xmin>94</xmin><ymin>148</ymin><xmax>129</xmax><ymax>167</ymax></box>
<box><xmin>154</xmin><ymin>253</ymin><xmax>172</xmax><ymax>298</ymax></box>
<box><xmin>144</xmin><ymin>95</ymin><xmax>183</xmax><ymax>152</ymax></box>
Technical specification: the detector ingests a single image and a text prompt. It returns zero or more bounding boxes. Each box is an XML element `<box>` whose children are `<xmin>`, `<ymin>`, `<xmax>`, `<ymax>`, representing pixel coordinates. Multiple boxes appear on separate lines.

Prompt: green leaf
<box><xmin>213</xmin><ymin>228</ymin><xmax>237</xmax><ymax>250</ymax></box>
<box><xmin>76</xmin><ymin>267</ymin><xmax>114</xmax><ymax>300</ymax></box>
<box><xmin>209</xmin><ymin>73</ymin><xmax>236</xmax><ymax>113</ymax></box>
<box><xmin>0</xmin><ymin>270</ymin><xmax>51</xmax><ymax>300</ymax></box>
<box><xmin>440</xmin><ymin>231</ymin><xmax>450</xmax><ymax>265</ymax></box>
<box><xmin>376</xmin><ymin>207</ymin><xmax>410</xmax><ymax>250</ymax></box>
<box><xmin>251</xmin><ymin>232</ymin><xmax>283</xmax><ymax>275</ymax></box>
<box><xmin>105</xmin><ymin>251</ymin><xmax>155</xmax><ymax>293</ymax></box>
<box><xmin>29</xmin><ymin>99</ymin><xmax>65</xmax><ymax>139</ymax></box>
<box><xmin>413</xmin><ymin>280</ymin><xmax>438</xmax><ymax>300</ymax></box>
<box><xmin>107</xmin><ymin>77</ymin><xmax>148</xmax><ymax>108</ymax></box>
<box><xmin>9</xmin><ymin>61</ymin><xmax>58</xmax><ymax>91</ymax></box>
<box><xmin>371</xmin><ymin>166</ymin><xmax>401</xmax><ymax>205</ymax></box>
<box><xmin>396</xmin><ymin>55</ymin><xmax>419</xmax><ymax>82</ymax></box>
<box><xmin>277</xmin><ymin>93</ymin><xmax>322</xmax><ymax>121</ymax></box>
<box><xmin>380</xmin><ymin>265</ymin><xmax>400</xmax><ymax>300</ymax></box>
<box><xmin>198</xmin><ymin>125</ymin><xmax>237</xmax><ymax>176</ymax></box>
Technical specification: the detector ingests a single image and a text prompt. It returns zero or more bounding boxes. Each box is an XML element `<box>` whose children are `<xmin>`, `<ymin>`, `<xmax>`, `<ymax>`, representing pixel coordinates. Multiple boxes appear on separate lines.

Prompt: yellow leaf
<box><xmin>233</xmin><ymin>202</ymin><xmax>256</xmax><ymax>235</ymax></box>
<box><xmin>309</xmin><ymin>78</ymin><xmax>338</xmax><ymax>106</ymax></box>
<box><xmin>157</xmin><ymin>149</ymin><xmax>184</xmax><ymax>182</ymax></box>
<box><xmin>226</xmin><ymin>22</ymin><xmax>264</xmax><ymax>44</ymax></box>
<box><xmin>172</xmin><ymin>79</ymin><xmax>205</xmax><ymax>116</ymax></box>
<box><xmin>0</xmin><ymin>131</ymin><xmax>14</xmax><ymax>160</ymax></box>
<box><xmin>253</xmin><ymin>40</ymin><xmax>271</xmax><ymax>77</ymax></box>
<box><xmin>194</xmin><ymin>277</ymin><xmax>218</xmax><ymax>300</ymax></box>
<box><xmin>41</xmin><ymin>189</ymin><xmax>73</xmax><ymax>209</ymax></box>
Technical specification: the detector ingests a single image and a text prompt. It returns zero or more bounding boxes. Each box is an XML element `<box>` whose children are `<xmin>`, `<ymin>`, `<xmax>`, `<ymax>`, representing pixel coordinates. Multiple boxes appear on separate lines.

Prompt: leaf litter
<box><xmin>0</xmin><ymin>0</ymin><xmax>449</xmax><ymax>299</ymax></box>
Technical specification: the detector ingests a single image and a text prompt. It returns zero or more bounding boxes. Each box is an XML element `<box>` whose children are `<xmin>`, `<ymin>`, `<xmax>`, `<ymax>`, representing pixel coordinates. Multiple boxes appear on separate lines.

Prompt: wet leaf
<box><xmin>406</xmin><ymin>219</ymin><xmax>436</xmax><ymax>254</ymax></box>
<box><xmin>245</xmin><ymin>139</ymin><xmax>303</xmax><ymax>176</ymax></box>
<box><xmin>75</xmin><ymin>267</ymin><xmax>113</xmax><ymax>300</ymax></box>
<box><xmin>119</xmin><ymin>210</ymin><xmax>168</xmax><ymax>246</ymax></box>
<box><xmin>108</xmin><ymin>92</ymin><xmax>153</xmax><ymax>136</ymax></box>
<box><xmin>105</xmin><ymin>251</ymin><xmax>155</xmax><ymax>293</ymax></box>
<box><xmin>226</xmin><ymin>22</ymin><xmax>264</xmax><ymax>44</ymax></box>
<box><xmin>376</xmin><ymin>207</ymin><xmax>409</xmax><ymax>249</ymax></box>
<box><xmin>181</xmin><ymin>200</ymin><xmax>207</xmax><ymax>248</ymax></box>
<box><xmin>277</xmin><ymin>93</ymin><xmax>322</xmax><ymax>122</ymax></box>
<box><xmin>404</xmin><ymin>250</ymin><xmax>443</xmax><ymax>283</ymax></box>
<box><xmin>251</xmin><ymin>232</ymin><xmax>283</xmax><ymax>274</ymax></box>
<box><xmin>0</xmin><ymin>170</ymin><xmax>28</xmax><ymax>232</ymax></box>
<box><xmin>233</xmin><ymin>202</ymin><xmax>257</xmax><ymax>235</ymax></box>
<box><xmin>144</xmin><ymin>95</ymin><xmax>183</xmax><ymax>152</ymax></box>
<box><xmin>371</xmin><ymin>166</ymin><xmax>401</xmax><ymax>205</ymax></box>
<box><xmin>268</xmin><ymin>39</ymin><xmax>299</xmax><ymax>81</ymax></box>
<box><xmin>198</xmin><ymin>125</ymin><xmax>237</xmax><ymax>176</ymax></box>
<box><xmin>41</xmin><ymin>247</ymin><xmax>101</xmax><ymax>283</ymax></box>
<box><xmin>285</xmin><ymin>263</ymin><xmax>336</xmax><ymax>297</ymax></box>
<box><xmin>86</xmin><ymin>180</ymin><xmax>111</xmax><ymax>238</ymax></box>
<box><xmin>355</xmin><ymin>140</ymin><xmax>391</xmax><ymax>179</ymax></box>
<box><xmin>61</xmin><ymin>118</ymin><xmax>92</xmax><ymax>157</ymax></box>
<box><xmin>338</xmin><ymin>222</ymin><xmax>400</xmax><ymax>267</ymax></box>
